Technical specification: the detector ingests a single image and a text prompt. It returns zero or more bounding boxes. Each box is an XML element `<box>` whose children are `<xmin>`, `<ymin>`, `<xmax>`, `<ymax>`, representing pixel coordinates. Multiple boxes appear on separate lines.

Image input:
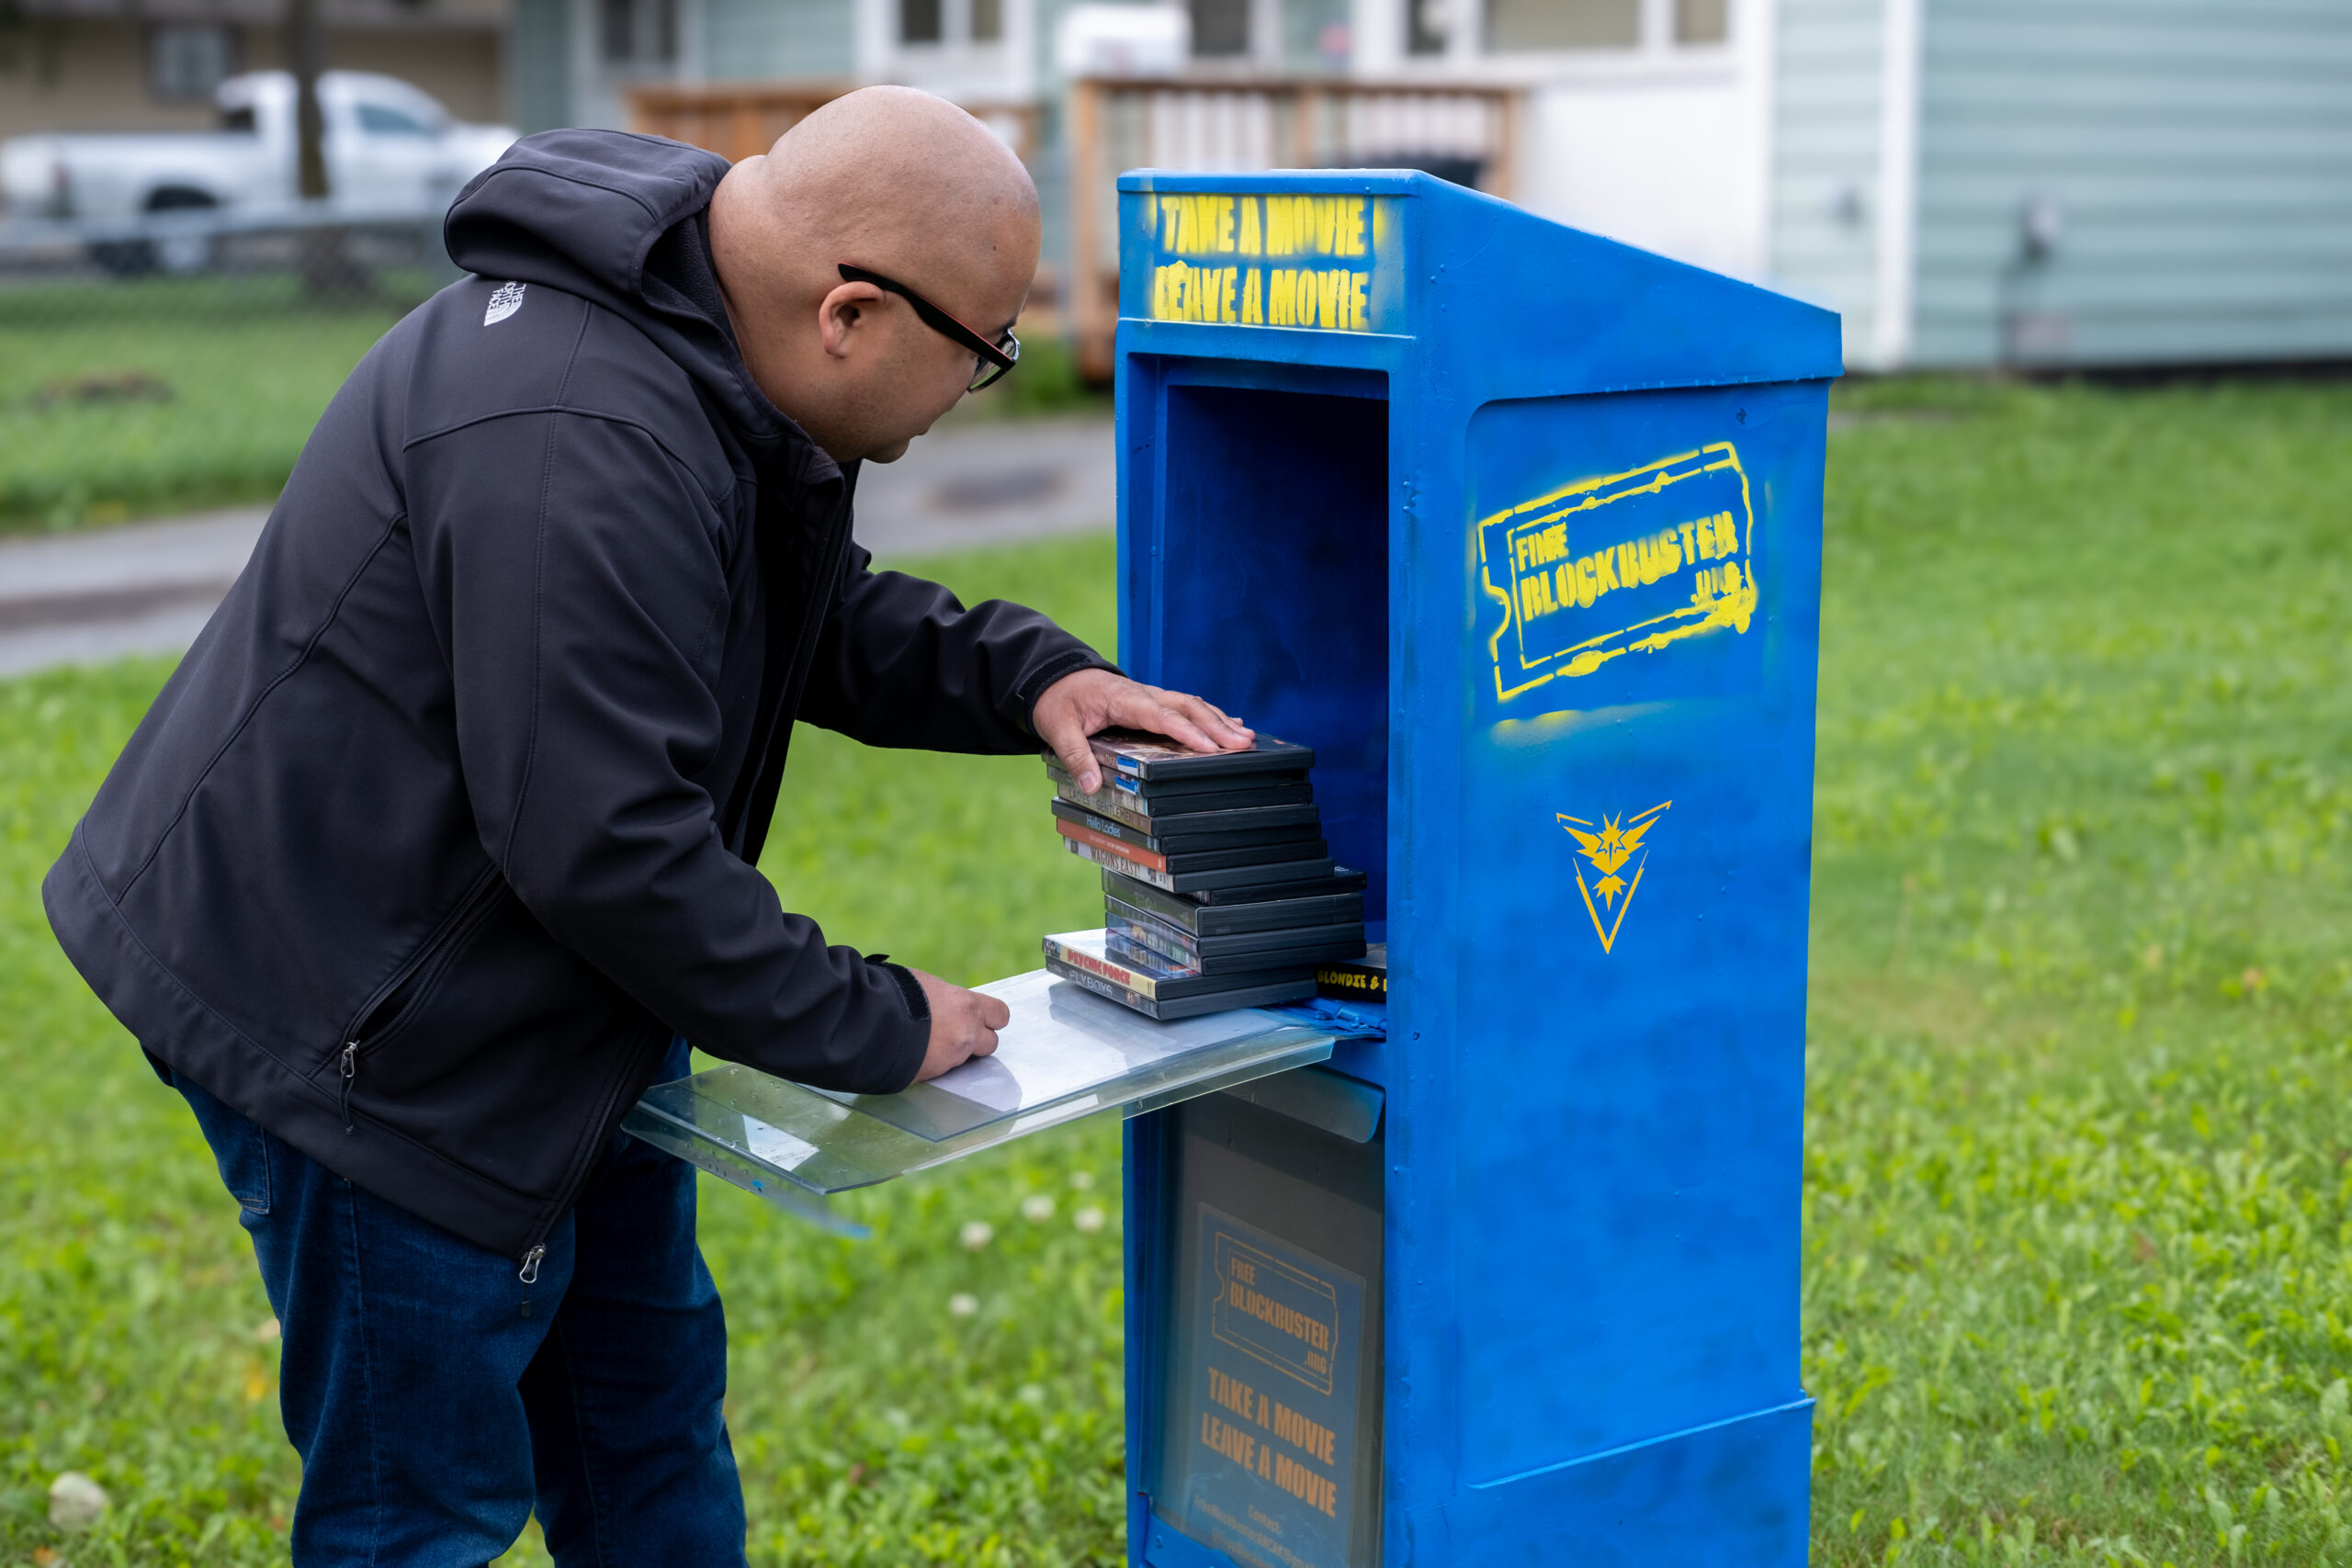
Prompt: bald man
<box><xmin>45</xmin><ymin>89</ymin><xmax>1249</xmax><ymax>1563</ymax></box>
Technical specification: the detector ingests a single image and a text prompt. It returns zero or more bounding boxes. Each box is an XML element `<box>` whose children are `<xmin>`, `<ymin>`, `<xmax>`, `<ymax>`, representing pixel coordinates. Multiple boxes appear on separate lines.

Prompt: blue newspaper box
<box><xmin>1112</xmin><ymin>172</ymin><xmax>1841</xmax><ymax>1567</ymax></box>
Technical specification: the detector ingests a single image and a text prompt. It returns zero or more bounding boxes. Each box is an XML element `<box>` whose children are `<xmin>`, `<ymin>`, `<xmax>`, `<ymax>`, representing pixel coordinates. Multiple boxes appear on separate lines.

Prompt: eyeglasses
<box><xmin>837</xmin><ymin>263</ymin><xmax>1021</xmax><ymax>392</ymax></box>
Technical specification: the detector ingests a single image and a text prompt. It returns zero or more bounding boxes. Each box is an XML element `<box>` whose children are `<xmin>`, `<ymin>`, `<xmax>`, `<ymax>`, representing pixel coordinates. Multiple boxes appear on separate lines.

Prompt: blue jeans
<box><xmin>171</xmin><ymin>1043</ymin><xmax>747</xmax><ymax>1567</ymax></box>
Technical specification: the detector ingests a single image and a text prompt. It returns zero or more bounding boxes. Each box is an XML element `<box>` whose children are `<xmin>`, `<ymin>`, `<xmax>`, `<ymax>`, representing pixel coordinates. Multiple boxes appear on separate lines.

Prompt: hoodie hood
<box><xmin>445</xmin><ymin>129</ymin><xmax>795</xmax><ymax>446</ymax></box>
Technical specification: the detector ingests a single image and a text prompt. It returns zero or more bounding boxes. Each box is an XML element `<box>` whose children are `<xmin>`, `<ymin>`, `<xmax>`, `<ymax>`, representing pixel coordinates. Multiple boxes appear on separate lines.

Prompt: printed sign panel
<box><xmin>1175</xmin><ymin>1205</ymin><xmax>1366</xmax><ymax>1568</ymax></box>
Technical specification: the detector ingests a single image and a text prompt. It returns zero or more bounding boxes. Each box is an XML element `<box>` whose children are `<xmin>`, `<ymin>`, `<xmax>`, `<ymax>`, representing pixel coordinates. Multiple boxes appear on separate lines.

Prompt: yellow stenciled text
<box><xmin>1158</xmin><ymin>193</ymin><xmax>1367</xmax><ymax>259</ymax></box>
<box><xmin>1512</xmin><ymin>509</ymin><xmax>1744</xmax><ymax>624</ymax></box>
<box><xmin>1154</xmin><ymin>262</ymin><xmax>1370</xmax><ymax>331</ymax></box>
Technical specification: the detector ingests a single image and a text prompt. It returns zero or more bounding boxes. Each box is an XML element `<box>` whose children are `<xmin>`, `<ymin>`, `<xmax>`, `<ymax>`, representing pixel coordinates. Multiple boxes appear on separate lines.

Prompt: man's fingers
<box><xmin>967</xmin><ymin>1026</ymin><xmax>1000</xmax><ymax>1059</ymax></box>
<box><xmin>1163</xmin><ymin>691</ymin><xmax>1254</xmax><ymax>748</ymax></box>
<box><xmin>1047</xmin><ymin>726</ymin><xmax>1102</xmax><ymax>793</ymax></box>
<box><xmin>1111</xmin><ymin>695</ymin><xmax>1216</xmax><ymax>754</ymax></box>
<box><xmin>979</xmin><ymin>994</ymin><xmax>1012</xmax><ymax>1030</ymax></box>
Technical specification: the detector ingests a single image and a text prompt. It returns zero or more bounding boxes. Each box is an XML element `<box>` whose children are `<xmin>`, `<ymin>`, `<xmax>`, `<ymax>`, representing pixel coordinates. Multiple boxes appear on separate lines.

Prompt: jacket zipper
<box><xmin>506</xmin><ymin>476</ymin><xmax>855</xmax><ymax>1280</ymax></box>
<box><xmin>331</xmin><ymin>864</ymin><xmax>502</xmax><ymax>1132</ymax></box>
<box><xmin>510</xmin><ymin>1021</ymin><xmax>668</xmax><ymax>1284</ymax></box>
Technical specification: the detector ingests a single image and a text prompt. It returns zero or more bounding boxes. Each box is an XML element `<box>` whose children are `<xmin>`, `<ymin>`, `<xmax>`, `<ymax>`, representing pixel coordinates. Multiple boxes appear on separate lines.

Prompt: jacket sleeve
<box><xmin>407</xmin><ymin>411</ymin><xmax>930</xmax><ymax>1094</ymax></box>
<box><xmin>795</xmin><ymin>540</ymin><xmax>1120</xmax><ymax>752</ymax></box>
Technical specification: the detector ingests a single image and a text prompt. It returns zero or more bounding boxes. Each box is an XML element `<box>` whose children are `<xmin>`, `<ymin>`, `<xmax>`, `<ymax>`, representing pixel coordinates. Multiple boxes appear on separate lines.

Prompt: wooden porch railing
<box><xmin>1066</xmin><ymin>76</ymin><xmax>1523</xmax><ymax>378</ymax></box>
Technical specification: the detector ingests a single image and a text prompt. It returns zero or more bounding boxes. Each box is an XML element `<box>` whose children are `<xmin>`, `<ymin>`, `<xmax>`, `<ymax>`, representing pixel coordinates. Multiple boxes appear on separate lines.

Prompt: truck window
<box><xmin>356</xmin><ymin>103</ymin><xmax>434</xmax><ymax>137</ymax></box>
<box><xmin>220</xmin><ymin>106</ymin><xmax>257</xmax><ymax>133</ymax></box>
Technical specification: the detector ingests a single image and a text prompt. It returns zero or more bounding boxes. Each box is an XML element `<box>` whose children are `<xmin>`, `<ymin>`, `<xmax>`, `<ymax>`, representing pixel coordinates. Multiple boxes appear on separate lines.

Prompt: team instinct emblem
<box><xmin>484</xmin><ymin>281</ymin><xmax>526</xmax><ymax>325</ymax></box>
<box><xmin>1556</xmin><ymin>801</ymin><xmax>1670</xmax><ymax>953</ymax></box>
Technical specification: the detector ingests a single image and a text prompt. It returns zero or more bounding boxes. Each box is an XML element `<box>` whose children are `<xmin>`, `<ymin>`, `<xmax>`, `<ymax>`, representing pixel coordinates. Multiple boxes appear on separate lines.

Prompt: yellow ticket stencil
<box><xmin>1478</xmin><ymin>444</ymin><xmax>1758</xmax><ymax>703</ymax></box>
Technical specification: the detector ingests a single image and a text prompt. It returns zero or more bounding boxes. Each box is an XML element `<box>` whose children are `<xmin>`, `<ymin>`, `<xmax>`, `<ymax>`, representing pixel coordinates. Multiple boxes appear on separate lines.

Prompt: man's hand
<box><xmin>910</xmin><ymin>969</ymin><xmax>1012</xmax><ymax>1081</ymax></box>
<box><xmin>1033</xmin><ymin>669</ymin><xmax>1255</xmax><ymax>794</ymax></box>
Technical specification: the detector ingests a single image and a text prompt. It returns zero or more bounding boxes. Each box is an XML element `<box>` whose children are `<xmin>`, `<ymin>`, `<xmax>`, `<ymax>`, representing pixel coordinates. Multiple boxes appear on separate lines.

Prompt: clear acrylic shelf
<box><xmin>621</xmin><ymin>969</ymin><xmax>1336</xmax><ymax>1235</ymax></box>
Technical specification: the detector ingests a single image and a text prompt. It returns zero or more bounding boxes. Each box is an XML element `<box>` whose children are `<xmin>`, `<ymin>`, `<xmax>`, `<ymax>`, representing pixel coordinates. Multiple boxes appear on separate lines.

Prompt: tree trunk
<box><xmin>287</xmin><ymin>0</ymin><xmax>367</xmax><ymax>299</ymax></box>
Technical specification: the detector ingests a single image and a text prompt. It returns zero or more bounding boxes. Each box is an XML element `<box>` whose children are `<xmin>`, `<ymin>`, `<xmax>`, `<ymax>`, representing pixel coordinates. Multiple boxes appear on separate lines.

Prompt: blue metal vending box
<box><xmin>1114</xmin><ymin>171</ymin><xmax>1841</xmax><ymax>1567</ymax></box>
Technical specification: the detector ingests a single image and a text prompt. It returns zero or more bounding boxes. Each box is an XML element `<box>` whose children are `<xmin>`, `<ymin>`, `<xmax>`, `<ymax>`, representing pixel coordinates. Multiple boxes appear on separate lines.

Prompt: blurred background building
<box><xmin>0</xmin><ymin>0</ymin><xmax>510</xmax><ymax>137</ymax></box>
<box><xmin>1</xmin><ymin>0</ymin><xmax>2346</xmax><ymax>415</ymax></box>
<box><xmin>497</xmin><ymin>0</ymin><xmax>2352</xmax><ymax>375</ymax></box>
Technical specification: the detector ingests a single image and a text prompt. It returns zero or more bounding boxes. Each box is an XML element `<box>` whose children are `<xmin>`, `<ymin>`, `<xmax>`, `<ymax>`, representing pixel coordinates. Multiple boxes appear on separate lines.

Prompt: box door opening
<box><xmin>1144</xmin><ymin>379</ymin><xmax>1390</xmax><ymax>928</ymax></box>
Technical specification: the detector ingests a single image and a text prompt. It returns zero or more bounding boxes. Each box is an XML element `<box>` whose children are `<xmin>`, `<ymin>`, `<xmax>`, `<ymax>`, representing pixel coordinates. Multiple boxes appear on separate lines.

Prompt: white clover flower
<box><xmin>1073</xmin><ymin>1205</ymin><xmax>1106</xmax><ymax>1235</ymax></box>
<box><xmin>1068</xmin><ymin>1169</ymin><xmax>1096</xmax><ymax>1190</ymax></box>
<box><xmin>958</xmin><ymin>1220</ymin><xmax>994</xmax><ymax>1250</ymax></box>
<box><xmin>948</xmin><ymin>1292</ymin><xmax>979</xmax><ymax>1319</ymax></box>
<box><xmin>1021</xmin><ymin>1194</ymin><xmax>1056</xmax><ymax>1224</ymax></box>
<box><xmin>49</xmin><ymin>1471</ymin><xmax>109</xmax><ymax>1531</ymax></box>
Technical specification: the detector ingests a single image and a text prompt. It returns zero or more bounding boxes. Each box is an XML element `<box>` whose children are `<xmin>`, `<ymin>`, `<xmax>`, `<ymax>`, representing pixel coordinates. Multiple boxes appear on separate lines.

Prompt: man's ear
<box><xmin>818</xmin><ymin>280</ymin><xmax>886</xmax><ymax>362</ymax></box>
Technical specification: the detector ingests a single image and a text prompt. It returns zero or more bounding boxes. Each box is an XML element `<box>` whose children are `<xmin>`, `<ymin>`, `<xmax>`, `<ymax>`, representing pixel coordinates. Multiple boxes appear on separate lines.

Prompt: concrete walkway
<box><xmin>0</xmin><ymin>415</ymin><xmax>1114</xmax><ymax>679</ymax></box>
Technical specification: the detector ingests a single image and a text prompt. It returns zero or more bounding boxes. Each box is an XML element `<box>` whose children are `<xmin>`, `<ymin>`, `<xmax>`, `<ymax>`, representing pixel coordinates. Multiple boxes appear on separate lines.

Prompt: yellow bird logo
<box><xmin>1556</xmin><ymin>800</ymin><xmax>1671</xmax><ymax>953</ymax></box>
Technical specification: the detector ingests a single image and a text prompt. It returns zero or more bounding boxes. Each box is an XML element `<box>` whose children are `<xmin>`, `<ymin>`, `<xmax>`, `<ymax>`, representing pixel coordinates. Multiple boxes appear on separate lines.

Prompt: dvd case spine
<box><xmin>1044</xmin><ymin>958</ymin><xmax>1317</xmax><ymax>1021</ymax></box>
<box><xmin>1063</xmin><ymin>837</ymin><xmax>1336</xmax><ymax>893</ymax></box>
<box><xmin>1041</xmin><ymin>933</ymin><xmax>1173</xmax><ymax>998</ymax></box>
<box><xmin>1106</xmin><ymin>908</ymin><xmax>1196</xmax><ymax>966</ymax></box>
<box><xmin>1046</xmin><ymin>960</ymin><xmax>1159</xmax><ymax>1016</ymax></box>
<box><xmin>1050</xmin><ymin>801</ymin><xmax>1317</xmax><ymax>855</ymax></box>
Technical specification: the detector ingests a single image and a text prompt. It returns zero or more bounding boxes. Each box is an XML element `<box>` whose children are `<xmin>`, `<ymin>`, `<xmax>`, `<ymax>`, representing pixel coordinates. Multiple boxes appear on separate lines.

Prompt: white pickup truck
<box><xmin>1</xmin><ymin>71</ymin><xmax>516</xmax><ymax>271</ymax></box>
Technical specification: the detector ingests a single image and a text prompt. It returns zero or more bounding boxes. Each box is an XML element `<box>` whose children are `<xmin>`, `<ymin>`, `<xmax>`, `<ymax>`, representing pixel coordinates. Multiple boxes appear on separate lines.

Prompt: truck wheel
<box><xmin>144</xmin><ymin>186</ymin><xmax>220</xmax><ymax>276</ymax></box>
<box><xmin>91</xmin><ymin>240</ymin><xmax>158</xmax><ymax>276</ymax></box>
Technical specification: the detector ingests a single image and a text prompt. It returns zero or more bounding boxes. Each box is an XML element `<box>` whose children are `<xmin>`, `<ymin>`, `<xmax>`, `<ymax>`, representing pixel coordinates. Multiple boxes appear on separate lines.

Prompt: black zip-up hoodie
<box><xmin>42</xmin><ymin>130</ymin><xmax>1113</xmax><ymax>1264</ymax></box>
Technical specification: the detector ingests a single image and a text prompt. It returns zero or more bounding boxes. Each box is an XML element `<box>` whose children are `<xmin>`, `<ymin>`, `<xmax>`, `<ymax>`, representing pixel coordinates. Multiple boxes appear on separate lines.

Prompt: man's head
<box><xmin>708</xmin><ymin>86</ymin><xmax>1041</xmax><ymax>464</ymax></box>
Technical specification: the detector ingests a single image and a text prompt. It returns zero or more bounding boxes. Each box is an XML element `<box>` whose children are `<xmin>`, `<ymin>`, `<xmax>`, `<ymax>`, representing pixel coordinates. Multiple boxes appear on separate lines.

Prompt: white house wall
<box><xmin>1518</xmin><ymin>53</ymin><xmax>1774</xmax><ymax>280</ymax></box>
<box><xmin>1351</xmin><ymin>0</ymin><xmax>1777</xmax><ymax>280</ymax></box>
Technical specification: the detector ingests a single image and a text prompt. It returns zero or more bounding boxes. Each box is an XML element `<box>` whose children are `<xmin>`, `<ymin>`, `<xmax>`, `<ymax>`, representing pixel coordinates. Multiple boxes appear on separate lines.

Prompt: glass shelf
<box><xmin>622</xmin><ymin>969</ymin><xmax>1336</xmax><ymax>1235</ymax></box>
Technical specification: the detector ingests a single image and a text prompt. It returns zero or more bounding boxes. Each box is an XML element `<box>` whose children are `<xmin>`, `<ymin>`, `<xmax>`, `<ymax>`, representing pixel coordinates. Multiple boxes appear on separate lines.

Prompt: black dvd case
<box><xmin>1081</xmin><ymin>729</ymin><xmax>1315</xmax><ymax>783</ymax></box>
<box><xmin>1045</xmin><ymin>959</ymin><xmax>1317</xmax><ymax>1021</ymax></box>
<box><xmin>1051</xmin><ymin>799</ymin><xmax>1321</xmax><ymax>856</ymax></box>
<box><xmin>1101</xmin><ymin>868</ymin><xmax>1367</xmax><ymax>933</ymax></box>
<box><xmin>1046</xmin><ymin>763</ymin><xmax>1313</xmax><ymax>812</ymax></box>
<box><xmin>1062</xmin><ymin>838</ymin><xmax>1336</xmax><ymax>893</ymax></box>
<box><xmin>1107</xmin><ymin>902</ymin><xmax>1367</xmax><ymax>970</ymax></box>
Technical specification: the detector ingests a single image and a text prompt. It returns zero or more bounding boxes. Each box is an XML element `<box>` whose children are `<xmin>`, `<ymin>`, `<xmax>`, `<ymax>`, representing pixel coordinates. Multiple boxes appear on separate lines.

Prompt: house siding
<box><xmin>701</xmin><ymin>0</ymin><xmax>856</xmax><ymax>83</ymax></box>
<box><xmin>1770</xmin><ymin>0</ymin><xmax>1886</xmax><ymax>363</ymax></box>
<box><xmin>512</xmin><ymin>0</ymin><xmax>573</xmax><ymax>130</ymax></box>
<box><xmin>1911</xmin><ymin>0</ymin><xmax>2352</xmax><ymax>367</ymax></box>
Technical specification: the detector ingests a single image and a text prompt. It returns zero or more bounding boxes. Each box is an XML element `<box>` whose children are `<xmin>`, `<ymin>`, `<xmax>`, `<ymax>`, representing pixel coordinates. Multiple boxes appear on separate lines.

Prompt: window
<box><xmin>1675</xmin><ymin>0</ymin><xmax>1727</xmax><ymax>43</ymax></box>
<box><xmin>599</xmin><ymin>0</ymin><xmax>677</xmax><ymax>64</ymax></box>
<box><xmin>1190</xmin><ymin>0</ymin><xmax>1250</xmax><ymax>56</ymax></box>
<box><xmin>1406</xmin><ymin>0</ymin><xmax>1447</xmax><ymax>55</ymax></box>
<box><xmin>900</xmin><ymin>0</ymin><xmax>943</xmax><ymax>43</ymax></box>
<box><xmin>150</xmin><ymin>24</ymin><xmax>238</xmax><ymax>101</ymax></box>
<box><xmin>1484</xmin><ymin>0</ymin><xmax>1638</xmax><ymax>51</ymax></box>
<box><xmin>220</xmin><ymin>105</ymin><xmax>258</xmax><ymax>134</ymax></box>
<box><xmin>899</xmin><ymin>0</ymin><xmax>1005</xmax><ymax>49</ymax></box>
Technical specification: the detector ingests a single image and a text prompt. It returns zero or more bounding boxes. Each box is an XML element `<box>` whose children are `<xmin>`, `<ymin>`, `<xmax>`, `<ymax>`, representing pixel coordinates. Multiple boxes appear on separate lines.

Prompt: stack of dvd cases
<box><xmin>1039</xmin><ymin>730</ymin><xmax>1369</xmax><ymax>1020</ymax></box>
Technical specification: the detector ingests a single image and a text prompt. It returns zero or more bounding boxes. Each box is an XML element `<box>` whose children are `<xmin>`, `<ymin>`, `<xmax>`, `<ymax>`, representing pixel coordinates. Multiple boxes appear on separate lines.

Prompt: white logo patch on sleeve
<box><xmin>483</xmin><ymin>281</ymin><xmax>526</xmax><ymax>325</ymax></box>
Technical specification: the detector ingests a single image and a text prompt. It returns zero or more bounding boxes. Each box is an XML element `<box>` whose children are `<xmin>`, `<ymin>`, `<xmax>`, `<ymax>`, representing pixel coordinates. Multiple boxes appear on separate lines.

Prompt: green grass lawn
<box><xmin>1</xmin><ymin>378</ymin><xmax>2347</xmax><ymax>1565</ymax></box>
<box><xmin>0</xmin><ymin>276</ymin><xmax>1106</xmax><ymax>535</ymax></box>
<box><xmin>0</xmin><ymin>276</ymin><xmax>421</xmax><ymax>534</ymax></box>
